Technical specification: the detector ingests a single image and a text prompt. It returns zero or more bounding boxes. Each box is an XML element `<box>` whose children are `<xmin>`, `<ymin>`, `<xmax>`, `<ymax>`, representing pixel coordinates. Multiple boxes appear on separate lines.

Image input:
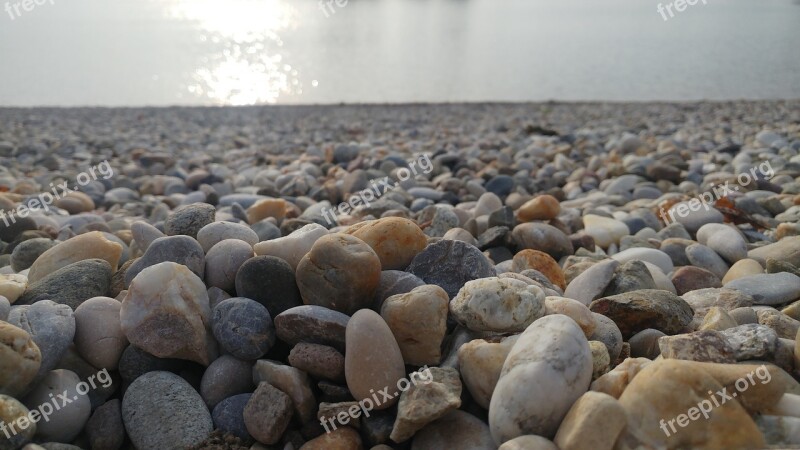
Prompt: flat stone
<box><xmin>246</xmin><ymin>198</ymin><xmax>286</xmax><ymax>224</ymax></box>
<box><xmin>274</xmin><ymin>305</ymin><xmax>349</xmax><ymax>352</ymax></box>
<box><xmin>27</xmin><ymin>231</ymin><xmax>122</xmax><ymax>284</ymax></box>
<box><xmin>489</xmin><ymin>315</ymin><xmax>592</xmax><ymax>442</ymax></box>
<box><xmin>589</xmin><ymin>289</ymin><xmax>694</xmax><ymax>338</ymax></box>
<box><xmin>664</xmin><ymin>202</ymin><xmax>725</xmax><ymax>235</ymax></box>
<box><xmin>212</xmin><ymin>297</ymin><xmax>275</xmax><ymax>360</ymax></box>
<box><xmin>390</xmin><ymin>367</ymin><xmax>462</xmax><ymax>443</ymax></box>
<box><xmin>517</xmin><ymin>194</ymin><xmax>561</xmax><ymax>222</ymax></box>
<box><xmin>381</xmin><ymin>285</ymin><xmax>448</xmax><ymax>366</ymax></box>
<box><xmin>125</xmin><ymin>235</ymin><xmax>205</xmax><ymax>287</ymax></box>
<box><xmin>17</xmin><ymin>259</ymin><xmax>113</xmax><ymax>309</ymax></box>
<box><xmin>345</xmin><ymin>309</ymin><xmax>405</xmax><ymax>411</ymax></box>
<box><xmin>725</xmin><ymin>272</ymin><xmax>800</xmax><ymax>305</ymax></box>
<box><xmin>511</xmin><ymin>223</ymin><xmax>573</xmax><ymax>260</ymax></box>
<box><xmin>122</xmin><ymin>371</ymin><xmax>213</xmax><ymax>449</ymax></box>
<box><xmin>720</xmin><ymin>324</ymin><xmax>779</xmax><ymax>360</ymax></box>
<box><xmin>563</xmin><ymin>259</ymin><xmax>619</xmax><ymax>305</ymax></box>
<box><xmin>121</xmin><ymin>261</ymin><xmax>213</xmax><ymax>365</ymax></box>
<box><xmin>450</xmin><ymin>277</ymin><xmax>545</xmax><ymax>333</ymax></box>
<box><xmin>253</xmin><ymin>360</ymin><xmax>316</xmax><ymax>423</ymax></box>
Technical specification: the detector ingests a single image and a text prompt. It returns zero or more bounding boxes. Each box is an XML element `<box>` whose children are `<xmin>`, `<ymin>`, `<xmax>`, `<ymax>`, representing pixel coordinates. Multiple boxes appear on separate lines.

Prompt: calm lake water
<box><xmin>1</xmin><ymin>0</ymin><xmax>799</xmax><ymax>106</ymax></box>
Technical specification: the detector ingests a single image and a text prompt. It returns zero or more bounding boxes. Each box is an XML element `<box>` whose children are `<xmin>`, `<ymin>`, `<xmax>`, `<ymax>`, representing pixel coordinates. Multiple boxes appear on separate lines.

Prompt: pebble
<box><xmin>0</xmin><ymin>274</ymin><xmax>27</xmax><ymax>304</ymax></box>
<box><xmin>749</xmin><ymin>236</ymin><xmax>800</xmax><ymax>267</ymax></box>
<box><xmin>563</xmin><ymin>259</ymin><xmax>619</xmax><ymax>305</ymax></box>
<box><xmin>0</xmin><ymin>394</ymin><xmax>35</xmax><ymax>448</ymax></box>
<box><xmin>0</xmin><ymin>322</ymin><xmax>41</xmax><ymax>396</ymax></box>
<box><xmin>26</xmin><ymin>231</ymin><xmax>122</xmax><ymax>284</ymax></box>
<box><xmin>391</xmin><ymin>367</ymin><xmax>462</xmax><ymax>442</ymax></box>
<box><xmin>122</xmin><ymin>371</ymin><xmax>213</xmax><ymax>449</ymax></box>
<box><xmin>411</xmin><ymin>410</ymin><xmax>495</xmax><ymax>450</ymax></box>
<box><xmin>196</xmin><ymin>221</ymin><xmax>259</xmax><ymax>252</ymax></box>
<box><xmin>200</xmin><ymin>355</ymin><xmax>254</xmax><ymax>409</ymax></box>
<box><xmin>582</xmin><ymin>214</ymin><xmax>629</xmax><ymax>248</ymax></box>
<box><xmin>205</xmin><ymin>239</ymin><xmax>253</xmax><ymax>292</ymax></box>
<box><xmin>130</xmin><ymin>221</ymin><xmax>166</xmax><ymax>253</ymax></box>
<box><xmin>553</xmin><ymin>391</ymin><xmax>626</xmax><ymax>450</ymax></box>
<box><xmin>450</xmin><ymin>277</ymin><xmax>545</xmax><ymax>333</ymax></box>
<box><xmin>725</xmin><ymin>272</ymin><xmax>800</xmax><ymax>305</ymax></box>
<box><xmin>545</xmin><ymin>296</ymin><xmax>597</xmax><ymax>337</ymax></box>
<box><xmin>163</xmin><ymin>203</ymin><xmax>216</xmax><ymax>238</ymax></box>
<box><xmin>8</xmin><ymin>300</ymin><xmax>75</xmax><ymax>379</ymax></box>
<box><xmin>211</xmin><ymin>394</ymin><xmax>252</xmax><ymax>441</ymax></box>
<box><xmin>589</xmin><ymin>289</ymin><xmax>694</xmax><ymax>338</ymax></box>
<box><xmin>516</xmin><ymin>195</ymin><xmax>560</xmax><ymax>222</ymax></box>
<box><xmin>511</xmin><ymin>249</ymin><xmax>566</xmax><ymax>289</ymax></box>
<box><xmin>22</xmin><ymin>369</ymin><xmax>91</xmax><ymax>443</ymax></box>
<box><xmin>212</xmin><ymin>297</ymin><xmax>275</xmax><ymax>360</ymax></box>
<box><xmin>697</xmin><ymin>223</ymin><xmax>748</xmax><ymax>263</ymax></box>
<box><xmin>121</xmin><ymin>262</ymin><xmax>213</xmax><ymax>365</ymax></box>
<box><xmin>345</xmin><ymin>217</ymin><xmax>427</xmax><ymax>270</ymax></box>
<box><xmin>288</xmin><ymin>342</ymin><xmax>345</xmax><ymax>382</ymax></box>
<box><xmin>253</xmin><ymin>223</ymin><xmax>328</xmax><ymax>270</ymax></box>
<box><xmin>380</xmin><ymin>284</ymin><xmax>448</xmax><ymax>365</ymax></box>
<box><xmin>671</xmin><ymin>266</ymin><xmax>722</xmax><ymax>295</ymax></box>
<box><xmin>10</xmin><ymin>238</ymin><xmax>55</xmax><ymax>272</ymax></box>
<box><xmin>296</xmin><ymin>233</ymin><xmax>382</xmax><ymax>315</ymax></box>
<box><xmin>457</xmin><ymin>335</ymin><xmax>519</xmax><ymax>409</ymax></box>
<box><xmin>489</xmin><ymin>315</ymin><xmax>592</xmax><ymax>443</ymax></box>
<box><xmin>344</xmin><ymin>309</ymin><xmax>405</xmax><ymax>410</ymax></box>
<box><xmin>686</xmin><ymin>243</ymin><xmax>730</xmax><ymax>279</ymax></box>
<box><xmin>17</xmin><ymin>259</ymin><xmax>113</xmax><ymax>309</ymax></box>
<box><xmin>407</xmin><ymin>240</ymin><xmax>496</xmax><ymax>298</ymax></box>
<box><xmin>243</xmin><ymin>382</ymin><xmax>293</xmax><ymax>445</ymax></box>
<box><xmin>234</xmin><ymin>255</ymin><xmax>302</xmax><ymax>317</ymax></box>
<box><xmin>252</xmin><ymin>360</ymin><xmax>316</xmax><ymax>423</ymax></box>
<box><xmin>274</xmin><ymin>305</ymin><xmax>349</xmax><ymax>352</ymax></box>
<box><xmin>511</xmin><ymin>223</ymin><xmax>573</xmax><ymax>260</ymax></box>
<box><xmin>124</xmin><ymin>235</ymin><xmax>205</xmax><ymax>286</ymax></box>
<box><xmin>610</xmin><ymin>247</ymin><xmax>673</xmax><ymax>275</ymax></box>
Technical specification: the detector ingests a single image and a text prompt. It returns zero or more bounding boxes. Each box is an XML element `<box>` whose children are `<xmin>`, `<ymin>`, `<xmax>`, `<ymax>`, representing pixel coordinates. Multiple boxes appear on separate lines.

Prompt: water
<box><xmin>0</xmin><ymin>0</ymin><xmax>798</xmax><ymax>106</ymax></box>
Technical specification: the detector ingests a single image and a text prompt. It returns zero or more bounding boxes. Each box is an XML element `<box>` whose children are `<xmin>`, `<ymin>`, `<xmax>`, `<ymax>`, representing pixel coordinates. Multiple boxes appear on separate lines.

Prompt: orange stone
<box><xmin>517</xmin><ymin>195</ymin><xmax>561</xmax><ymax>222</ymax></box>
<box><xmin>511</xmin><ymin>249</ymin><xmax>566</xmax><ymax>289</ymax></box>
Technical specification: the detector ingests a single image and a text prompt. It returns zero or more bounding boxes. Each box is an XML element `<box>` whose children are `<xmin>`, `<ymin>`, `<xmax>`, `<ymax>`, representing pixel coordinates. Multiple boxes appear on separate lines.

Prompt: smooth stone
<box><xmin>251</xmin><ymin>219</ymin><xmax>281</xmax><ymax>242</ymax></box>
<box><xmin>288</xmin><ymin>343</ymin><xmax>345</xmax><ymax>382</ymax></box>
<box><xmin>125</xmin><ymin>235</ymin><xmax>205</xmax><ymax>286</ymax></box>
<box><xmin>372</xmin><ymin>270</ymin><xmax>426</xmax><ymax>311</ymax></box>
<box><xmin>17</xmin><ymin>259</ymin><xmax>112</xmax><ymax>309</ymax></box>
<box><xmin>212</xmin><ymin>297</ymin><xmax>275</xmax><ymax>360</ymax></box>
<box><xmin>498</xmin><ymin>435</ymin><xmax>559</xmax><ymax>450</ymax></box>
<box><xmin>411</xmin><ymin>410</ymin><xmax>495</xmax><ymax>450</ymax></box>
<box><xmin>345</xmin><ymin>309</ymin><xmax>405</xmax><ymax>410</ymax></box>
<box><xmin>442</xmin><ymin>227</ymin><xmax>478</xmax><ymax>246</ymax></box>
<box><xmin>545</xmin><ymin>296</ymin><xmax>597</xmax><ymax>337</ymax></box>
<box><xmin>457</xmin><ymin>335</ymin><xmax>520</xmax><ymax>409</ymax></box>
<box><xmin>472</xmin><ymin>192</ymin><xmax>502</xmax><ymax>218</ymax></box>
<box><xmin>197</xmin><ymin>221</ymin><xmax>259</xmax><ymax>253</ymax></box>
<box><xmin>602</xmin><ymin>260</ymin><xmax>657</xmax><ymax>296</ymax></box>
<box><xmin>130</xmin><ymin>221</ymin><xmax>165</xmax><ymax>253</ymax></box>
<box><xmin>697</xmin><ymin>223</ymin><xmax>748</xmax><ymax>263</ymax></box>
<box><xmin>618</xmin><ymin>360</ymin><xmax>765</xmax><ymax>449</ymax></box>
<box><xmin>0</xmin><ymin>322</ymin><xmax>42</xmax><ymax>397</ymax></box>
<box><xmin>122</xmin><ymin>371</ymin><xmax>213</xmax><ymax>449</ymax></box>
<box><xmin>235</xmin><ymin>255</ymin><xmax>301</xmax><ymax>318</ymax></box>
<box><xmin>588</xmin><ymin>313</ymin><xmax>624</xmax><ymax>362</ymax></box>
<box><xmin>671</xmin><ymin>266</ymin><xmax>722</xmax><ymax>295</ymax></box>
<box><xmin>485</xmin><ymin>175</ymin><xmax>515</xmax><ymax>197</ymax></box>
<box><xmin>253</xmin><ymin>360</ymin><xmax>316</xmax><ymax>423</ymax></box>
<box><xmin>629</xmin><ymin>328</ymin><xmax>665</xmax><ymax>359</ymax></box>
<box><xmin>74</xmin><ymin>297</ymin><xmax>126</xmax><ymax>371</ymax></box>
<box><xmin>425</xmin><ymin>207</ymin><xmax>460</xmax><ymax>237</ymax></box>
<box><xmin>301</xmin><ymin>427</ymin><xmax>363</xmax><ymax>450</ymax></box>
<box><xmin>163</xmin><ymin>202</ymin><xmax>216</xmax><ymax>239</ymax></box>
<box><xmin>511</xmin><ymin>223</ymin><xmax>574</xmax><ymax>260</ymax></box>
<box><xmin>664</xmin><ymin>202</ymin><xmax>725</xmax><ymax>235</ymax></box>
<box><xmin>85</xmin><ymin>399</ymin><xmax>125</xmax><ymax>450</ymax></box>
<box><xmin>589</xmin><ymin>289</ymin><xmax>694</xmax><ymax>338</ymax></box>
<box><xmin>211</xmin><ymin>393</ymin><xmax>252</xmax><ymax>441</ymax></box>
<box><xmin>563</xmin><ymin>259</ymin><xmax>619</xmax><ymax>305</ymax></box>
<box><xmin>390</xmin><ymin>367</ymin><xmax>462</xmax><ymax>443</ymax></box>
<box><xmin>10</xmin><ymin>238</ymin><xmax>55</xmax><ymax>272</ymax></box>
<box><xmin>205</xmin><ymin>239</ymin><xmax>253</xmax><ymax>292</ymax></box>
<box><xmin>296</xmin><ymin>233</ymin><xmax>381</xmax><ymax>315</ymax></box>
<box><xmin>253</xmin><ymin>223</ymin><xmax>328</xmax><ymax>270</ymax></box>
<box><xmin>686</xmin><ymin>243</ymin><xmax>730</xmax><ymax>280</ymax></box>
<box><xmin>681</xmin><ymin>288</ymin><xmax>754</xmax><ymax>325</ymax></box>
<box><xmin>658</xmin><ymin>330</ymin><xmax>736</xmax><ymax>363</ymax></box>
<box><xmin>27</xmin><ymin>231</ymin><xmax>122</xmax><ymax>284</ymax></box>
<box><xmin>611</xmin><ymin>247</ymin><xmax>673</xmax><ymax>275</ymax></box>
<box><xmin>200</xmin><ymin>355</ymin><xmax>253</xmax><ymax>409</ymax></box>
<box><xmin>407</xmin><ymin>239</ymin><xmax>495</xmax><ymax>298</ymax></box>
<box><xmin>22</xmin><ymin>370</ymin><xmax>90</xmax><ymax>442</ymax></box>
<box><xmin>246</xmin><ymin>198</ymin><xmax>286</xmax><ymax>224</ymax></box>
<box><xmin>0</xmin><ymin>216</ymin><xmax>37</xmax><ymax>242</ymax></box>
<box><xmin>274</xmin><ymin>305</ymin><xmax>349</xmax><ymax>352</ymax></box>
<box><xmin>553</xmin><ymin>391</ymin><xmax>626</xmax><ymax>450</ymax></box>
<box><xmin>0</xmin><ymin>296</ymin><xmax>8</xmax><ymax>320</ymax></box>
<box><xmin>516</xmin><ymin>195</ymin><xmax>561</xmax><ymax>222</ymax></box>
<box><xmin>0</xmin><ymin>394</ymin><xmax>36</xmax><ymax>449</ymax></box>
<box><xmin>7</xmin><ymin>300</ymin><xmax>75</xmax><ymax>379</ymax></box>
<box><xmin>450</xmin><ymin>277</ymin><xmax>545</xmax><ymax>333</ymax></box>
<box><xmin>730</xmin><ymin>306</ymin><xmax>759</xmax><ymax>325</ymax></box>
<box><xmin>589</xmin><ymin>357</ymin><xmax>652</xmax><ymax>399</ymax></box>
<box><xmin>0</xmin><ymin>274</ymin><xmax>27</xmax><ymax>304</ymax></box>
<box><xmin>582</xmin><ymin>214</ymin><xmax>629</xmax><ymax>248</ymax></box>
<box><xmin>757</xmin><ymin>416</ymin><xmax>800</xmax><ymax>447</ymax></box>
<box><xmin>642</xmin><ymin>261</ymin><xmax>677</xmax><ymax>294</ymax></box>
<box><xmin>121</xmin><ymin>262</ymin><xmax>213</xmax><ymax>365</ymax></box>
<box><xmin>489</xmin><ymin>315</ymin><xmax>592</xmax><ymax>442</ymax></box>
<box><xmin>381</xmin><ymin>284</ymin><xmax>448</xmax><ymax>366</ymax></box>
<box><xmin>511</xmin><ymin>249</ymin><xmax>566</xmax><ymax>290</ymax></box>
<box><xmin>345</xmin><ymin>217</ymin><xmax>428</xmax><ymax>270</ymax></box>
<box><xmin>749</xmin><ymin>236</ymin><xmax>800</xmax><ymax>267</ymax></box>
<box><xmin>243</xmin><ymin>382</ymin><xmax>293</xmax><ymax>445</ymax></box>
<box><xmin>725</xmin><ymin>272</ymin><xmax>800</xmax><ymax>305</ymax></box>
<box><xmin>700</xmin><ymin>306</ymin><xmax>738</xmax><ymax>331</ymax></box>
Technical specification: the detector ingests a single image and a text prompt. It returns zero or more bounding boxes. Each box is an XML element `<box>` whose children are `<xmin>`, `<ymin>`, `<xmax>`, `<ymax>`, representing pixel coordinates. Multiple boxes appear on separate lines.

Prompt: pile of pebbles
<box><xmin>0</xmin><ymin>101</ymin><xmax>799</xmax><ymax>450</ymax></box>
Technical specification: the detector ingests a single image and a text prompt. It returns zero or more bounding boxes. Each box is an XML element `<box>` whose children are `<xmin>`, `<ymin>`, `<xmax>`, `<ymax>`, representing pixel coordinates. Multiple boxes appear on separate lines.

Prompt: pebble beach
<box><xmin>0</xmin><ymin>100</ymin><xmax>799</xmax><ymax>449</ymax></box>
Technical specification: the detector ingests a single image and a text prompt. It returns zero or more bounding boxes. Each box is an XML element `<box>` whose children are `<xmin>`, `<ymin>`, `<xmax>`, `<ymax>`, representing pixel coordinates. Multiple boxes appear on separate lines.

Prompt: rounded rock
<box><xmin>406</xmin><ymin>240</ymin><xmax>496</xmax><ymax>298</ymax></box>
<box><xmin>74</xmin><ymin>297</ymin><xmax>127</xmax><ymax>370</ymax></box>
<box><xmin>345</xmin><ymin>217</ymin><xmax>428</xmax><ymax>270</ymax></box>
<box><xmin>164</xmin><ymin>203</ymin><xmax>216</xmax><ymax>239</ymax></box>
<box><xmin>197</xmin><ymin>221</ymin><xmax>259</xmax><ymax>253</ymax></box>
<box><xmin>211</xmin><ymin>297</ymin><xmax>275</xmax><ymax>360</ymax></box>
<box><xmin>234</xmin><ymin>255</ymin><xmax>301</xmax><ymax>318</ymax></box>
<box><xmin>23</xmin><ymin>369</ymin><xmax>91</xmax><ymax>443</ymax></box>
<box><xmin>205</xmin><ymin>239</ymin><xmax>253</xmax><ymax>292</ymax></box>
<box><xmin>451</xmin><ymin>277</ymin><xmax>545</xmax><ymax>333</ymax></box>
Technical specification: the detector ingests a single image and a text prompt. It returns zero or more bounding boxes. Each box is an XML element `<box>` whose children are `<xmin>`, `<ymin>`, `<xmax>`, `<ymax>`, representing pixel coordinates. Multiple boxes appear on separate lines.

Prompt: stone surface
<box><xmin>253</xmin><ymin>360</ymin><xmax>316</xmax><ymax>423</ymax></box>
<box><xmin>7</xmin><ymin>300</ymin><xmax>75</xmax><ymax>379</ymax></box>
<box><xmin>164</xmin><ymin>202</ymin><xmax>216</xmax><ymax>239</ymax></box>
<box><xmin>511</xmin><ymin>249</ymin><xmax>566</xmax><ymax>289</ymax></box>
<box><xmin>211</xmin><ymin>393</ymin><xmax>252</xmax><ymax>441</ymax></box>
<box><xmin>489</xmin><ymin>314</ymin><xmax>592</xmax><ymax>443</ymax></box>
<box><xmin>725</xmin><ymin>272</ymin><xmax>800</xmax><ymax>305</ymax></box>
<box><xmin>511</xmin><ymin>223</ymin><xmax>573</xmax><ymax>260</ymax></box>
<box><xmin>23</xmin><ymin>369</ymin><xmax>91</xmax><ymax>442</ymax></box>
<box><xmin>411</xmin><ymin>410</ymin><xmax>495</xmax><ymax>450</ymax></box>
<box><xmin>254</xmin><ymin>223</ymin><xmax>328</xmax><ymax>270</ymax></box>
<box><xmin>582</xmin><ymin>214</ymin><xmax>629</xmax><ymax>248</ymax></box>
<box><xmin>589</xmin><ymin>289</ymin><xmax>694</xmax><ymax>338</ymax></box>
<box><xmin>0</xmin><ymin>394</ymin><xmax>35</xmax><ymax>450</ymax></box>
<box><xmin>611</xmin><ymin>247</ymin><xmax>673</xmax><ymax>274</ymax></box>
<box><xmin>345</xmin><ymin>217</ymin><xmax>428</xmax><ymax>270</ymax></box>
<box><xmin>563</xmin><ymin>259</ymin><xmax>619</xmax><ymax>305</ymax></box>
<box><xmin>17</xmin><ymin>259</ymin><xmax>113</xmax><ymax>309</ymax></box>
<box><xmin>516</xmin><ymin>194</ymin><xmax>560</xmax><ymax>222</ymax></box>
<box><xmin>345</xmin><ymin>309</ymin><xmax>405</xmax><ymax>410</ymax></box>
<box><xmin>74</xmin><ymin>296</ymin><xmax>127</xmax><ymax>370</ymax></box>
<box><xmin>390</xmin><ymin>367</ymin><xmax>461</xmax><ymax>443</ymax></box>
<box><xmin>200</xmin><ymin>355</ymin><xmax>253</xmax><ymax>409</ymax></box>
<box><xmin>544</xmin><ymin>296</ymin><xmax>597</xmax><ymax>337</ymax></box>
<box><xmin>288</xmin><ymin>342</ymin><xmax>345</xmax><ymax>382</ymax></box>
<box><xmin>450</xmin><ymin>277</ymin><xmax>545</xmax><ymax>332</ymax></box>
<box><xmin>204</xmin><ymin>239</ymin><xmax>253</xmax><ymax>292</ymax></box>
<box><xmin>212</xmin><ymin>297</ymin><xmax>275</xmax><ymax>360</ymax></box>
<box><xmin>234</xmin><ymin>255</ymin><xmax>302</xmax><ymax>318</ymax></box>
<box><xmin>458</xmin><ymin>335</ymin><xmax>519</xmax><ymax>409</ymax></box>
<box><xmin>243</xmin><ymin>382</ymin><xmax>293</xmax><ymax>445</ymax></box>
<box><xmin>300</xmin><ymin>427</ymin><xmax>363</xmax><ymax>450</ymax></box>
<box><xmin>588</xmin><ymin>312</ymin><xmax>624</xmax><ymax>361</ymax></box>
<box><xmin>274</xmin><ymin>305</ymin><xmax>349</xmax><ymax>352</ymax></box>
<box><xmin>0</xmin><ymin>274</ymin><xmax>27</xmax><ymax>304</ymax></box>
<box><xmin>85</xmin><ymin>399</ymin><xmax>125</xmax><ymax>450</ymax></box>
<box><xmin>122</xmin><ymin>371</ymin><xmax>213</xmax><ymax>449</ymax></box>
<box><xmin>380</xmin><ymin>284</ymin><xmax>448</xmax><ymax>366</ymax></box>
<box><xmin>26</xmin><ymin>231</ymin><xmax>122</xmax><ymax>284</ymax></box>
<box><xmin>0</xmin><ymin>322</ymin><xmax>41</xmax><ymax>397</ymax></box>
<box><xmin>407</xmin><ymin>239</ymin><xmax>496</xmax><ymax>298</ymax></box>
<box><xmin>722</xmin><ymin>258</ymin><xmax>764</xmax><ymax>285</ymax></box>
<box><xmin>296</xmin><ymin>233</ymin><xmax>382</xmax><ymax>315</ymax></box>
<box><xmin>553</xmin><ymin>391</ymin><xmax>626</xmax><ymax>450</ymax></box>
<box><xmin>658</xmin><ymin>330</ymin><xmax>736</xmax><ymax>363</ymax></box>
<box><xmin>197</xmin><ymin>220</ymin><xmax>259</xmax><ymax>253</ymax></box>
<box><xmin>588</xmin><ymin>341</ymin><xmax>610</xmax><ymax>380</ymax></box>
<box><xmin>121</xmin><ymin>261</ymin><xmax>213</xmax><ymax>365</ymax></box>
<box><xmin>10</xmin><ymin>238</ymin><xmax>55</xmax><ymax>272</ymax></box>
<box><xmin>671</xmin><ymin>266</ymin><xmax>722</xmax><ymax>295</ymax></box>
<box><xmin>749</xmin><ymin>236</ymin><xmax>800</xmax><ymax>267</ymax></box>
<box><xmin>125</xmin><ymin>235</ymin><xmax>205</xmax><ymax>286</ymax></box>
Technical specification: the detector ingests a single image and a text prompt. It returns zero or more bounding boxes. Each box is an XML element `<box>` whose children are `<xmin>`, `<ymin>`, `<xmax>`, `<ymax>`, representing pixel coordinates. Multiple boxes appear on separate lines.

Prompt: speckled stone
<box><xmin>211</xmin><ymin>297</ymin><xmax>275</xmax><ymax>360</ymax></box>
<box><xmin>23</xmin><ymin>370</ymin><xmax>91</xmax><ymax>443</ymax></box>
<box><xmin>163</xmin><ymin>202</ymin><xmax>216</xmax><ymax>239</ymax></box>
<box><xmin>212</xmin><ymin>394</ymin><xmax>252</xmax><ymax>441</ymax></box>
<box><xmin>381</xmin><ymin>284</ymin><xmax>449</xmax><ymax>365</ymax></box>
<box><xmin>17</xmin><ymin>259</ymin><xmax>113</xmax><ymax>309</ymax></box>
<box><xmin>407</xmin><ymin>240</ymin><xmax>496</xmax><ymax>298</ymax></box>
<box><xmin>346</xmin><ymin>217</ymin><xmax>428</xmax><ymax>270</ymax></box>
<box><xmin>234</xmin><ymin>255</ymin><xmax>302</xmax><ymax>318</ymax></box>
<box><xmin>451</xmin><ymin>277</ymin><xmax>545</xmax><ymax>333</ymax></box>
<box><xmin>7</xmin><ymin>300</ymin><xmax>75</xmax><ymax>379</ymax></box>
<box><xmin>205</xmin><ymin>239</ymin><xmax>253</xmax><ymax>292</ymax></box>
<box><xmin>124</xmin><ymin>235</ymin><xmax>205</xmax><ymax>287</ymax></box>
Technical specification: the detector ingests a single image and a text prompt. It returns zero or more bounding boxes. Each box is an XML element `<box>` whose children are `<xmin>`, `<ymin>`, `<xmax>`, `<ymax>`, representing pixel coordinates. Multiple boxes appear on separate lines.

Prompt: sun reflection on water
<box><xmin>163</xmin><ymin>0</ymin><xmax>300</xmax><ymax>105</ymax></box>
